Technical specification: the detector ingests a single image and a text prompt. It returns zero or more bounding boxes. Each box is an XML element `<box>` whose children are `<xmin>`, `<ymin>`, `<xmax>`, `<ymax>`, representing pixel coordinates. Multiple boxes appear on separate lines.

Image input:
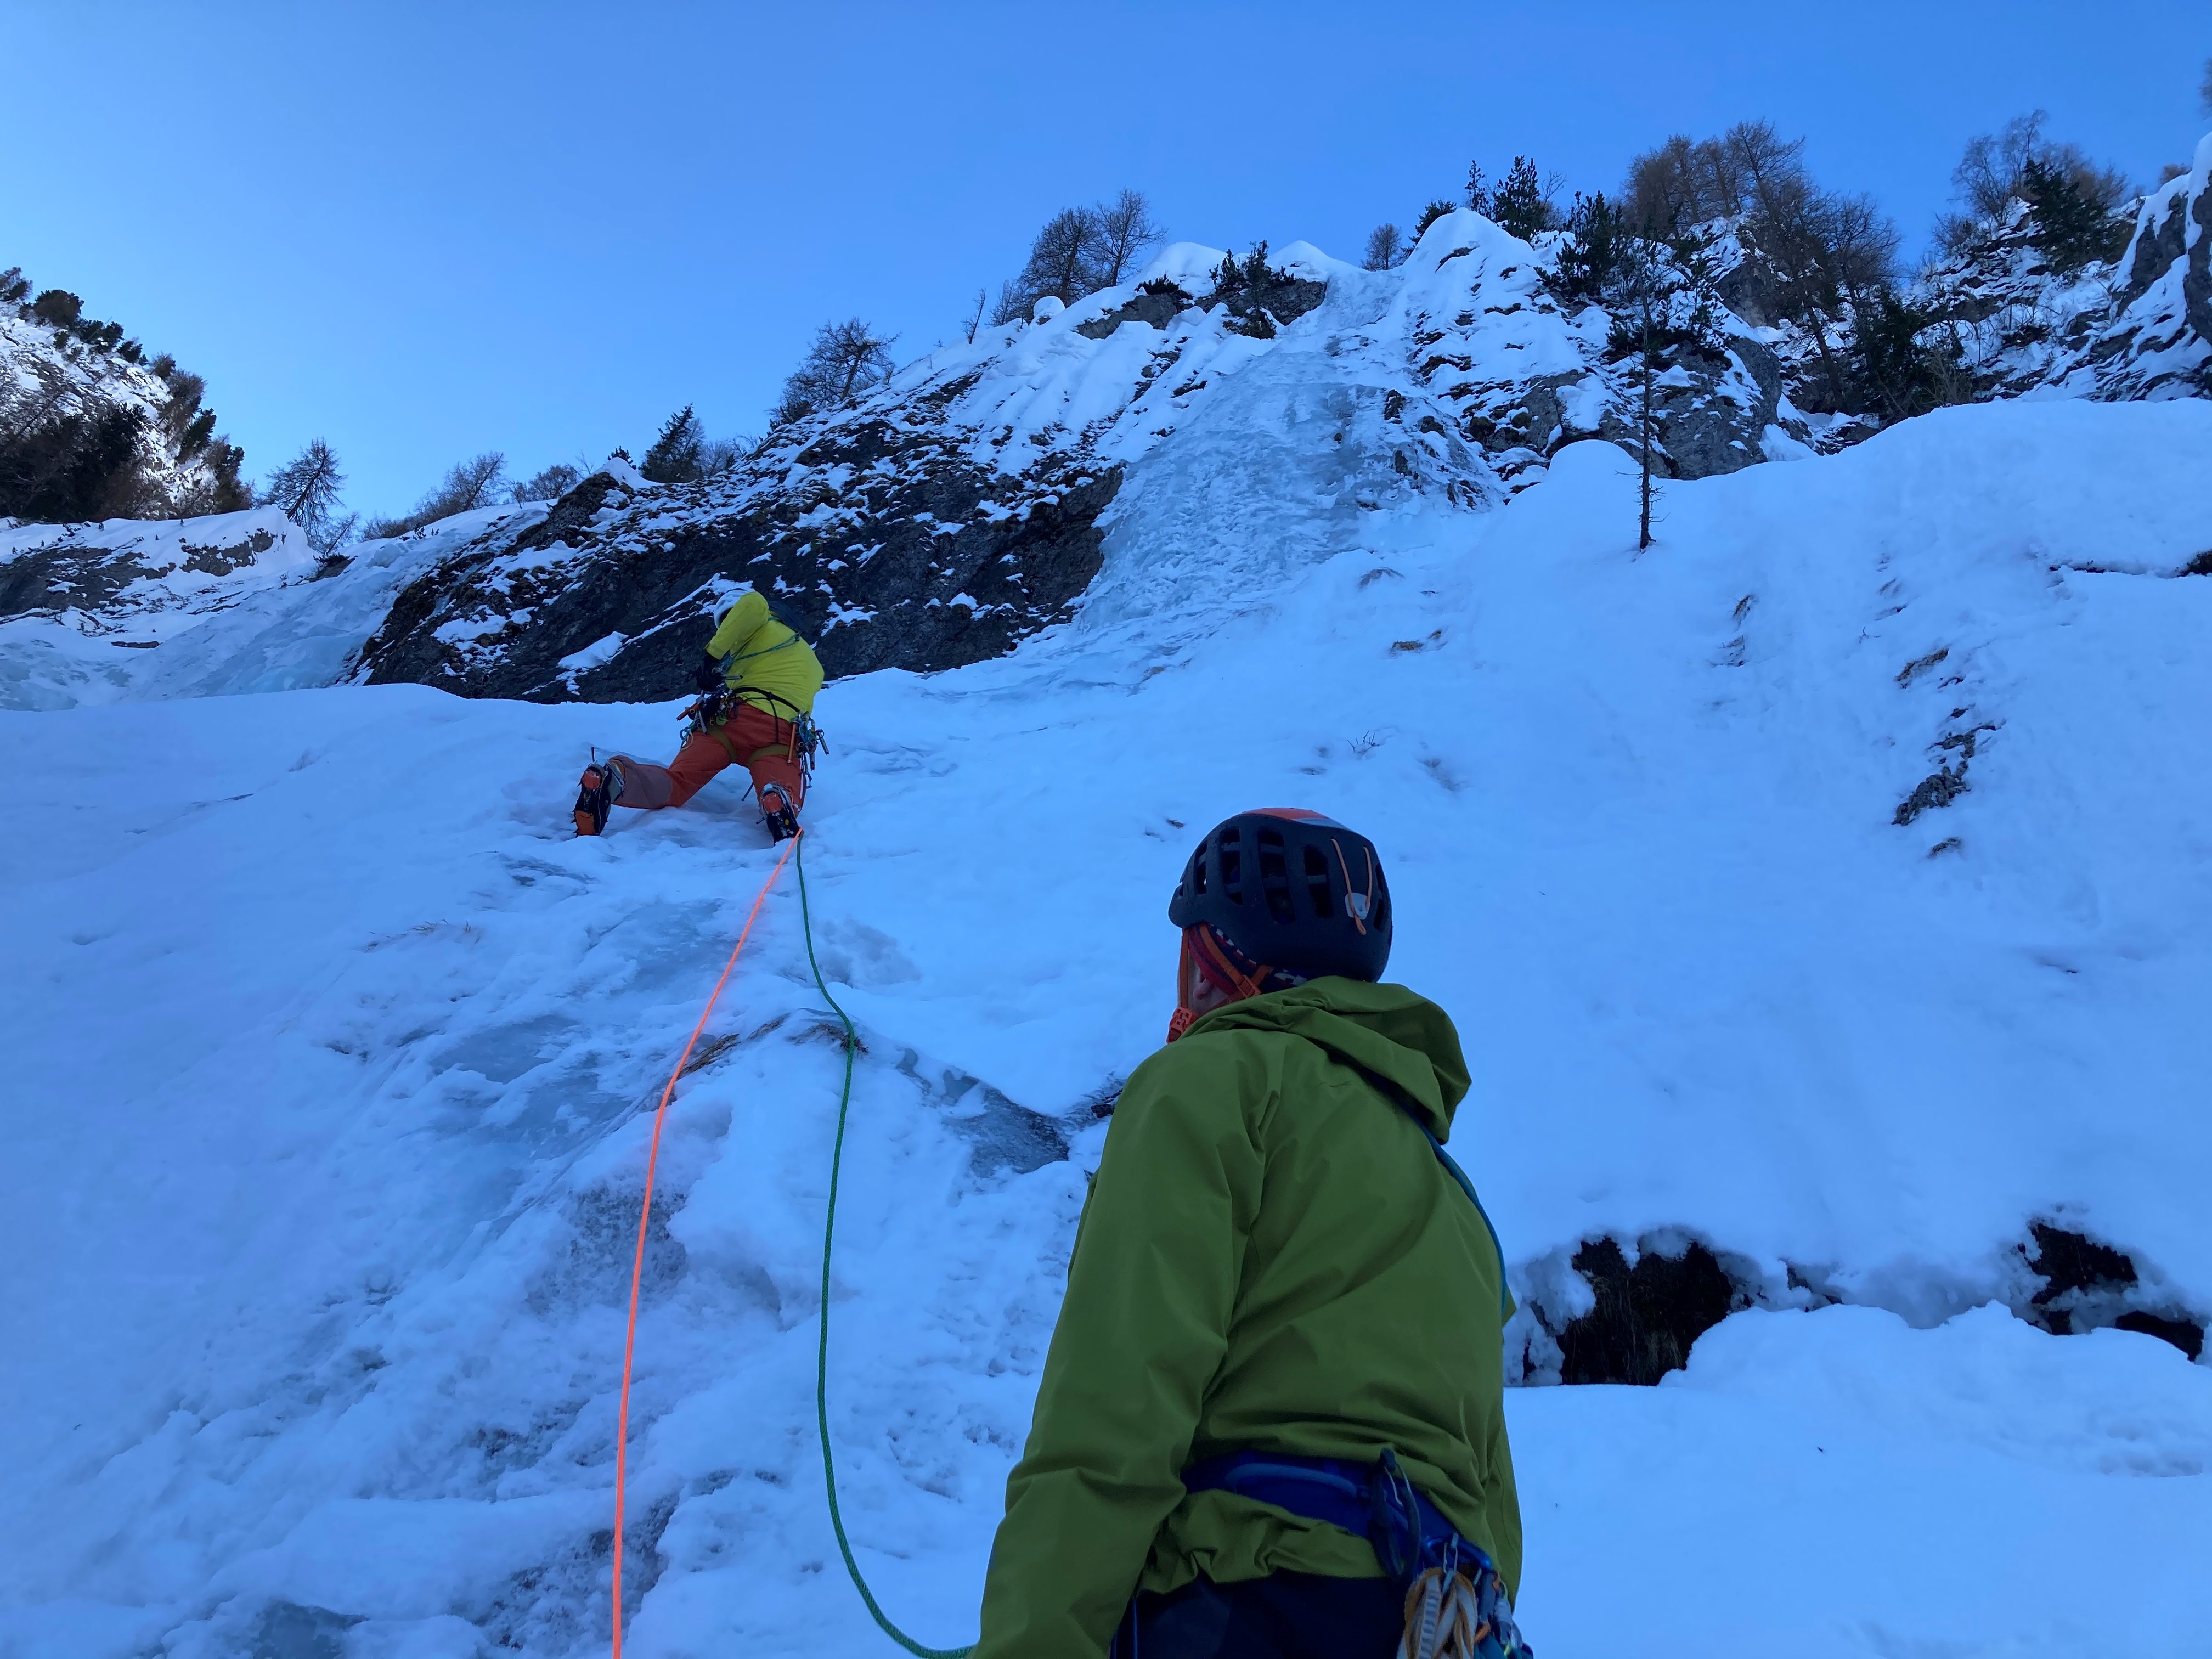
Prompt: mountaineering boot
<box><xmin>759</xmin><ymin>782</ymin><xmax>800</xmax><ymax>842</ymax></box>
<box><xmin>573</xmin><ymin>757</ymin><xmax>626</xmax><ymax>836</ymax></box>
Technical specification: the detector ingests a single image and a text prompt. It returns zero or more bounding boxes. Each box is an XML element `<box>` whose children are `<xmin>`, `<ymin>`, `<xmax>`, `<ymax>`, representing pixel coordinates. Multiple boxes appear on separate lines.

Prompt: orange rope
<box><xmin>612</xmin><ymin>832</ymin><xmax>799</xmax><ymax>1656</ymax></box>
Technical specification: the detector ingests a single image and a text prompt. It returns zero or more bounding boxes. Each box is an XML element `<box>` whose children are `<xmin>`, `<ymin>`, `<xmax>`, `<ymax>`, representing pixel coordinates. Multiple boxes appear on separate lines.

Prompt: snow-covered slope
<box><xmin>1</xmin><ymin>283</ymin><xmax>250</xmax><ymax>520</ymax></box>
<box><xmin>4</xmin><ymin>396</ymin><xmax>2207</xmax><ymax>1658</ymax></box>
<box><xmin>0</xmin><ymin>505</ymin><xmax>531</xmax><ymax>710</ymax></box>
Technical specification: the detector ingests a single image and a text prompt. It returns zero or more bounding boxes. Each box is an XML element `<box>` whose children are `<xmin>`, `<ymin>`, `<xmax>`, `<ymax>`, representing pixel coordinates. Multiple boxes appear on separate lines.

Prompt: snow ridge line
<box><xmin>612</xmin><ymin>833</ymin><xmax>797</xmax><ymax>1657</ymax></box>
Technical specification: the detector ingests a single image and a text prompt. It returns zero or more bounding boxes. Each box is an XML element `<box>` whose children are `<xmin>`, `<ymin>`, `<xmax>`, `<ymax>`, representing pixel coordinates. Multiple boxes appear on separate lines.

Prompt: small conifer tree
<box><xmin>1850</xmin><ymin>291</ymin><xmax>1967</xmax><ymax>421</ymax></box>
<box><xmin>1489</xmin><ymin>157</ymin><xmax>1553</xmax><ymax>240</ymax></box>
<box><xmin>1552</xmin><ymin>193</ymin><xmax>1626</xmax><ymax>301</ymax></box>
<box><xmin>642</xmin><ymin>404</ymin><xmax>706</xmax><ymax>483</ymax></box>
<box><xmin>2019</xmin><ymin>157</ymin><xmax>2117</xmax><ymax>274</ymax></box>
<box><xmin>1410</xmin><ymin>199</ymin><xmax>1459</xmax><ymax>242</ymax></box>
<box><xmin>262</xmin><ymin>438</ymin><xmax>356</xmax><ymax>552</ymax></box>
<box><xmin>1362</xmin><ymin>224</ymin><xmax>1404</xmax><ymax>270</ymax></box>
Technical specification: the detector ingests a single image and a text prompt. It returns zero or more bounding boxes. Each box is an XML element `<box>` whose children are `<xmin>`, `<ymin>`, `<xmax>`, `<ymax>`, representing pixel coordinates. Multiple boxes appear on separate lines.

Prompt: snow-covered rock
<box><xmin>1911</xmin><ymin>134</ymin><xmax>2212</xmax><ymax>404</ymax></box>
<box><xmin>14</xmin><ymin>151</ymin><xmax>2212</xmax><ymax>719</ymax></box>
<box><xmin>338</xmin><ymin>222</ymin><xmax>1799</xmax><ymax>703</ymax></box>
<box><xmin>1</xmin><ymin>285</ymin><xmax>249</xmax><ymax>518</ymax></box>
<box><xmin>0</xmin><ymin>505</ymin><xmax>531</xmax><ymax>710</ymax></box>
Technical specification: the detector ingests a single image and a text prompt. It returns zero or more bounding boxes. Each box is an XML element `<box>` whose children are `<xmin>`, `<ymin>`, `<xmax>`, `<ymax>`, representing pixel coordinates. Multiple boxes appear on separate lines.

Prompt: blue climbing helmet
<box><xmin>1169</xmin><ymin>809</ymin><xmax>1392</xmax><ymax>984</ymax></box>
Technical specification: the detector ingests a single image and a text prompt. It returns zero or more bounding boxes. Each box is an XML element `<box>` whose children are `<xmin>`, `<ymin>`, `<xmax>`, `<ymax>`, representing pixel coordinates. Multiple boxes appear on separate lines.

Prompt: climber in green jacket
<box><xmin>973</xmin><ymin>809</ymin><xmax>1530</xmax><ymax>1659</ymax></box>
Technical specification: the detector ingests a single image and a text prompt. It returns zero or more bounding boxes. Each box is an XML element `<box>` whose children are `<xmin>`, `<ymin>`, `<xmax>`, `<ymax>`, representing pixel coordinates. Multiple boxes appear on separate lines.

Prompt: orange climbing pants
<box><xmin>611</xmin><ymin>703</ymin><xmax>807</xmax><ymax>815</ymax></box>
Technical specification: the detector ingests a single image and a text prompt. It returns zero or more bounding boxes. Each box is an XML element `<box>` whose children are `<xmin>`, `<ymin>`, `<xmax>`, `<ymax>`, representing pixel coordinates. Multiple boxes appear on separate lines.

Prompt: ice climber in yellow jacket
<box><xmin>972</xmin><ymin>809</ymin><xmax>1531</xmax><ymax>1659</ymax></box>
<box><xmin>572</xmin><ymin>590</ymin><xmax>824</xmax><ymax>840</ymax></box>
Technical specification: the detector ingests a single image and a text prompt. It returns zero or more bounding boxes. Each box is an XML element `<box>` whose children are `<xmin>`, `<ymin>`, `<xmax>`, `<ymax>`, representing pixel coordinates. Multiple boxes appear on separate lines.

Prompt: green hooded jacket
<box><xmin>972</xmin><ymin>979</ymin><xmax>1520</xmax><ymax>1659</ymax></box>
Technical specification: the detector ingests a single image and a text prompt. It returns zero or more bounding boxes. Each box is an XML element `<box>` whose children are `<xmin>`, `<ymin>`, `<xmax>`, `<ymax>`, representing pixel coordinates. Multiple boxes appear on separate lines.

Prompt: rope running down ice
<box><xmin>797</xmin><ymin>828</ymin><xmax>978</xmax><ymax>1659</ymax></box>
<box><xmin>611</xmin><ymin>835</ymin><xmax>797</xmax><ymax>1657</ymax></box>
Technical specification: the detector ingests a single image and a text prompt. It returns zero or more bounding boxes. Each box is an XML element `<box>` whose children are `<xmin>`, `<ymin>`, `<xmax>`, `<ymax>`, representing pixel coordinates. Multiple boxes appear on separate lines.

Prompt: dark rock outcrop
<box><xmin>356</xmin><ymin>414</ymin><xmax>1119</xmax><ymax>701</ymax></box>
<box><xmin>2021</xmin><ymin>1221</ymin><xmax>2204</xmax><ymax>1358</ymax></box>
<box><xmin>1554</xmin><ymin>1235</ymin><xmax>1746</xmax><ymax>1385</ymax></box>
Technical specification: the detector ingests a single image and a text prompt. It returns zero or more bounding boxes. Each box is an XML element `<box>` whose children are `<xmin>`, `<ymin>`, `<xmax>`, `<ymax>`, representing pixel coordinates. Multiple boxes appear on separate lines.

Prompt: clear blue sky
<box><xmin>4</xmin><ymin>2</ymin><xmax>2203</xmax><ymax>516</ymax></box>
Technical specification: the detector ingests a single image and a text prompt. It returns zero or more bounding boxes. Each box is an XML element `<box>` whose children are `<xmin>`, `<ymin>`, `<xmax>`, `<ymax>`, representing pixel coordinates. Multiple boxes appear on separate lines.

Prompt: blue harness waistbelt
<box><xmin>1180</xmin><ymin>1447</ymin><xmax>1486</xmax><ymax>1589</ymax></box>
<box><xmin>1173</xmin><ymin>1448</ymin><xmax>1533</xmax><ymax>1657</ymax></box>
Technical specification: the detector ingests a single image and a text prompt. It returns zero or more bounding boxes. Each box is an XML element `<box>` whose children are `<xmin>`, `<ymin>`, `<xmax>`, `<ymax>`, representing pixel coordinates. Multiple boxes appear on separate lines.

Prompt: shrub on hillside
<box><xmin>771</xmin><ymin>319</ymin><xmax>898</xmax><ymax>427</ymax></box>
<box><xmin>2019</xmin><ymin>157</ymin><xmax>2129</xmax><ymax>273</ymax></box>
<box><xmin>1487</xmin><ymin>156</ymin><xmax>1557</xmax><ymax>240</ymax></box>
<box><xmin>1550</xmin><ymin>191</ymin><xmax>1628</xmax><ymax>301</ymax></box>
<box><xmin>363</xmin><ymin>453</ymin><xmax>510</xmax><ymax>538</ymax></box>
<box><xmin>1362</xmin><ymin>223</ymin><xmax>1404</xmax><ymax>270</ymax></box>
<box><xmin>29</xmin><ymin>289</ymin><xmax>82</xmax><ymax>328</ymax></box>
<box><xmin>1410</xmin><ymin>199</ymin><xmax>1459</xmax><ymax>242</ymax></box>
<box><xmin>1934</xmin><ymin>112</ymin><xmax>2132</xmax><ymax>259</ymax></box>
<box><xmin>1849</xmin><ymin>290</ymin><xmax>1969</xmax><ymax>422</ymax></box>
<box><xmin>161</xmin><ymin>371</ymin><xmax>206</xmax><ymax>442</ymax></box>
<box><xmin>0</xmin><ymin>398</ymin><xmax>150</xmax><ymax>522</ymax></box>
<box><xmin>514</xmin><ymin>461</ymin><xmax>584</xmax><ymax>502</ymax></box>
<box><xmin>989</xmin><ymin>190</ymin><xmax>1164</xmax><ymax>325</ymax></box>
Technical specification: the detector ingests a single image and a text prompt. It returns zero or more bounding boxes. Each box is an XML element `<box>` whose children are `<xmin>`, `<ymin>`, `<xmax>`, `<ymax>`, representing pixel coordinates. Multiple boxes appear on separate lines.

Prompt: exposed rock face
<box><xmin>0</xmin><ymin>522</ymin><xmax>278</xmax><ymax>619</ymax></box>
<box><xmin>2021</xmin><ymin>1223</ymin><xmax>2204</xmax><ymax>1359</ymax></box>
<box><xmin>1914</xmin><ymin>150</ymin><xmax>2212</xmax><ymax>405</ymax></box>
<box><xmin>349</xmin><ymin>243</ymin><xmax>1370</xmax><ymax>703</ymax></box>
<box><xmin>356</xmin><ymin>416</ymin><xmax>1120</xmax><ymax>702</ymax></box>
<box><xmin>1554</xmin><ymin>1236</ymin><xmax>1743</xmax><ymax>1386</ymax></box>
<box><xmin>1397</xmin><ymin>228</ymin><xmax>1786</xmax><ymax>488</ymax></box>
<box><xmin>1506</xmin><ymin>1220</ymin><xmax>2208</xmax><ymax>1386</ymax></box>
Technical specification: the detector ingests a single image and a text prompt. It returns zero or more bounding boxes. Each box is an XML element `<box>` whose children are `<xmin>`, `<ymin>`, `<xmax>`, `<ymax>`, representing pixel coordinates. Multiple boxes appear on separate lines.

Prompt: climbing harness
<box><xmin>676</xmin><ymin>682</ymin><xmax>828</xmax><ymax>840</ymax></box>
<box><xmin>1178</xmin><ymin>1448</ymin><xmax>1532</xmax><ymax>1659</ymax></box>
<box><xmin>610</xmin><ymin>836</ymin><xmax>798</xmax><ymax>1658</ymax></box>
<box><xmin>798</xmin><ymin>829</ymin><xmax>977</xmax><ymax>1659</ymax></box>
<box><xmin>678</xmin><ymin>684</ymin><xmax>829</xmax><ymax>786</ymax></box>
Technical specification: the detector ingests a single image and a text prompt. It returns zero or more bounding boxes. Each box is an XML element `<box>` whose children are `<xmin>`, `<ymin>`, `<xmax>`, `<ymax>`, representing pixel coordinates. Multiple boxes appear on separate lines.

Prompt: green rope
<box><xmin>797</xmin><ymin>830</ymin><xmax>978</xmax><ymax>1659</ymax></box>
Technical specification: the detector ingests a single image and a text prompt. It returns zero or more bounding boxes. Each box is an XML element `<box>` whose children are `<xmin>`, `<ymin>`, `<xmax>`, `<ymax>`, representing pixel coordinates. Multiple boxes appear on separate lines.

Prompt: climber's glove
<box><xmin>691</xmin><ymin>656</ymin><xmax>725</xmax><ymax>695</ymax></box>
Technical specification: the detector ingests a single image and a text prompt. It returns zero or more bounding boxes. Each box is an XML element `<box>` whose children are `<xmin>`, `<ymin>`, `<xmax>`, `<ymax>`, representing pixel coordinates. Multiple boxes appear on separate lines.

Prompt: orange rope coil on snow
<box><xmin>611</xmin><ymin>833</ymin><xmax>798</xmax><ymax>1656</ymax></box>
